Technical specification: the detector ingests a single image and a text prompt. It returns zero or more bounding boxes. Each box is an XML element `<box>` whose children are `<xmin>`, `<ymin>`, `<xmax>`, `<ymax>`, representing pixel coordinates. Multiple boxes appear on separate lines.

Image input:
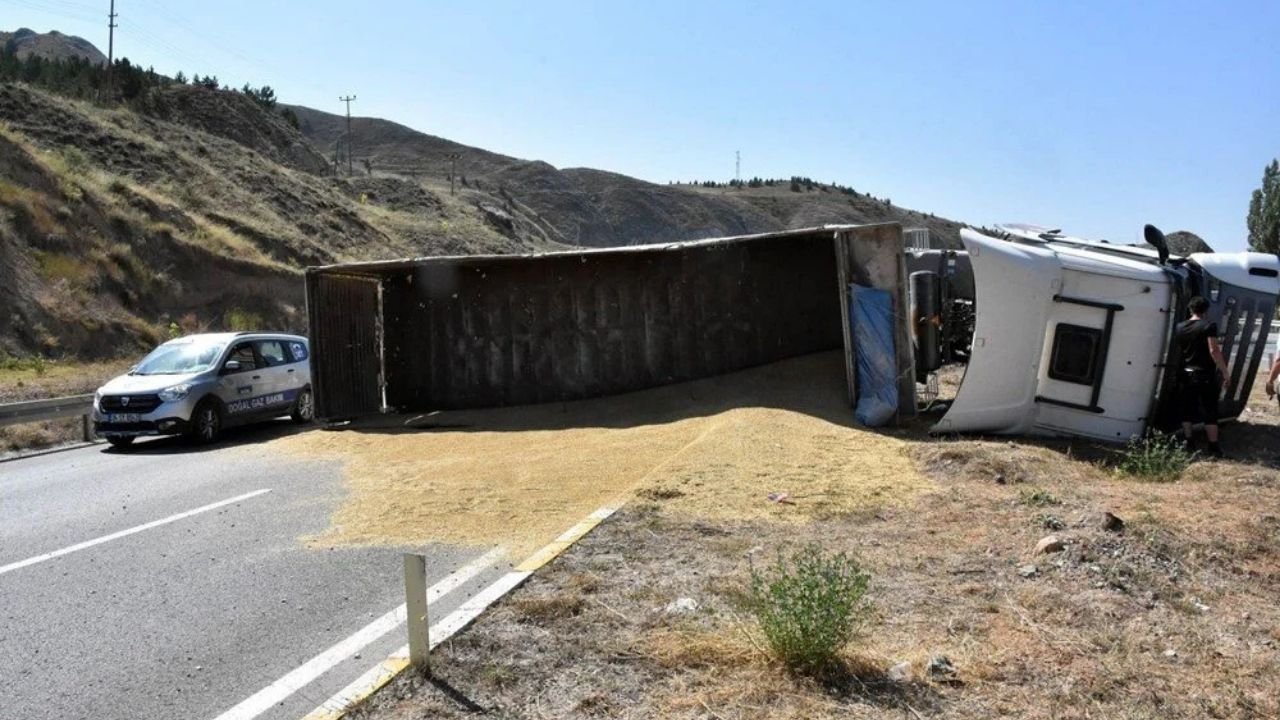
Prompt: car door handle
<box><xmin>287</xmin><ymin>368</ymin><xmax>295</xmax><ymax>373</ymax></box>
<box><xmin>252</xmin><ymin>375</ymin><xmax>261</xmax><ymax>380</ymax></box>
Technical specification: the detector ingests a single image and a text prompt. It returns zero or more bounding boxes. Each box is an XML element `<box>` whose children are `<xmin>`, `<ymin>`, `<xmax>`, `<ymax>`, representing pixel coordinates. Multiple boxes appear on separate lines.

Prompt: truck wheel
<box><xmin>189</xmin><ymin>399</ymin><xmax>223</xmax><ymax>444</ymax></box>
<box><xmin>291</xmin><ymin>388</ymin><xmax>314</xmax><ymax>424</ymax></box>
<box><xmin>107</xmin><ymin>437</ymin><xmax>135</xmax><ymax>449</ymax></box>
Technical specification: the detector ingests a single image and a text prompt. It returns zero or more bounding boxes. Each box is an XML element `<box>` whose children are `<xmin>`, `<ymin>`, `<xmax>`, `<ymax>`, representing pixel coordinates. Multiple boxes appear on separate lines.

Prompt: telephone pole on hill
<box><xmin>338</xmin><ymin>94</ymin><xmax>357</xmax><ymax>175</ymax></box>
<box><xmin>447</xmin><ymin>152</ymin><xmax>461</xmax><ymax>195</ymax></box>
<box><xmin>106</xmin><ymin>0</ymin><xmax>118</xmax><ymax>87</ymax></box>
<box><xmin>735</xmin><ymin>150</ymin><xmax>740</xmax><ymax>184</ymax></box>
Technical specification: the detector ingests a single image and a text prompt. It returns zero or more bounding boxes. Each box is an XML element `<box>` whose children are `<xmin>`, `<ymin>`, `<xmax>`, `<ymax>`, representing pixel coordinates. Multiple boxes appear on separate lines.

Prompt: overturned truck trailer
<box><xmin>923</xmin><ymin>224</ymin><xmax>1280</xmax><ymax>442</ymax></box>
<box><xmin>305</xmin><ymin>224</ymin><xmax>915</xmax><ymax>423</ymax></box>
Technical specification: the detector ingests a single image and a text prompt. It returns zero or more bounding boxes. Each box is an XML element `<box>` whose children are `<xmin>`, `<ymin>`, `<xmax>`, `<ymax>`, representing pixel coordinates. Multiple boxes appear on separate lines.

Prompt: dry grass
<box><xmin>34</xmin><ymin>251</ymin><xmax>96</xmax><ymax>286</ymax></box>
<box><xmin>0</xmin><ymin>357</ymin><xmax>130</xmax><ymax>402</ymax></box>
<box><xmin>347</xmin><ymin>381</ymin><xmax>1280</xmax><ymax>720</ymax></box>
<box><xmin>0</xmin><ymin>417</ymin><xmax>88</xmax><ymax>454</ymax></box>
<box><xmin>0</xmin><ymin>358</ymin><xmax>131</xmax><ymax>453</ymax></box>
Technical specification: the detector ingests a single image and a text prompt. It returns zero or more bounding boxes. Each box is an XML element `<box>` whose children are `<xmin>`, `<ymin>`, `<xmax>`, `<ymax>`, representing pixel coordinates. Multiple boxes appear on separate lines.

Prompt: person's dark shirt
<box><xmin>1175</xmin><ymin>317</ymin><xmax>1218</xmax><ymax>371</ymax></box>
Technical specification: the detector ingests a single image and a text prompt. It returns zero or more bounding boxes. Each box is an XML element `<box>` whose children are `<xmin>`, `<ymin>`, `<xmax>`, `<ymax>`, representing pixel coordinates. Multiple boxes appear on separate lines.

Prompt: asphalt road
<box><xmin>0</xmin><ymin>423</ymin><xmax>508</xmax><ymax>720</ymax></box>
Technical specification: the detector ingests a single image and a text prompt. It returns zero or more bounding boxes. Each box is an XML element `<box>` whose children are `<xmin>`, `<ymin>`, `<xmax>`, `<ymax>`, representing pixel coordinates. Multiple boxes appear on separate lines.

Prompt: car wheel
<box><xmin>190</xmin><ymin>399</ymin><xmax>223</xmax><ymax>444</ymax></box>
<box><xmin>291</xmin><ymin>387</ymin><xmax>315</xmax><ymax>424</ymax></box>
<box><xmin>107</xmin><ymin>436</ymin><xmax>135</xmax><ymax>449</ymax></box>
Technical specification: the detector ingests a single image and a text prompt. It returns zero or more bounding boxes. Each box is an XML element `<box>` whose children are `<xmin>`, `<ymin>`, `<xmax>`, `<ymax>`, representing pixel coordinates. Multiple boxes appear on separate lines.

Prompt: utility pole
<box><xmin>735</xmin><ymin>150</ymin><xmax>741</xmax><ymax>185</ymax></box>
<box><xmin>338</xmin><ymin>95</ymin><xmax>357</xmax><ymax>175</ymax></box>
<box><xmin>447</xmin><ymin>152</ymin><xmax>461</xmax><ymax>195</ymax></box>
<box><xmin>106</xmin><ymin>0</ymin><xmax>118</xmax><ymax>89</ymax></box>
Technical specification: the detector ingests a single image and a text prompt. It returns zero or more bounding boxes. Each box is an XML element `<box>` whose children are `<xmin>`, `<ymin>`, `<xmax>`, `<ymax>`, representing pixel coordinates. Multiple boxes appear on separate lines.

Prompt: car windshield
<box><xmin>131</xmin><ymin>338</ymin><xmax>226</xmax><ymax>376</ymax></box>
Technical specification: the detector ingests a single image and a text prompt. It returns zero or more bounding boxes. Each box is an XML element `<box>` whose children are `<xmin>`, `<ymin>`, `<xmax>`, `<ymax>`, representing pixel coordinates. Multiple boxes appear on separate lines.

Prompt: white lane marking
<box><xmin>0</xmin><ymin>489</ymin><xmax>272</xmax><ymax>576</ymax></box>
<box><xmin>210</xmin><ymin>546</ymin><xmax>506</xmax><ymax>720</ymax></box>
<box><xmin>427</xmin><ymin>569</ymin><xmax>531</xmax><ymax>642</ymax></box>
<box><xmin>311</xmin><ymin>570</ymin><xmax>533</xmax><ymax>718</ymax></box>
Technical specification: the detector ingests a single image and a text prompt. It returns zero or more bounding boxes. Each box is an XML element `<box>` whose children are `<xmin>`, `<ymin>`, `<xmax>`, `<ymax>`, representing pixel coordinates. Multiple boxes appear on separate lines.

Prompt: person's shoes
<box><xmin>1206</xmin><ymin>442</ymin><xmax>1223</xmax><ymax>459</ymax></box>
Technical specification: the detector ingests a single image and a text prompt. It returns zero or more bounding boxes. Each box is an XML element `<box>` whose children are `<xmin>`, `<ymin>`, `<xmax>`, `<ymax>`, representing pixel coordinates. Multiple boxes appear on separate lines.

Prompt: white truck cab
<box><xmin>929</xmin><ymin>225</ymin><xmax>1280</xmax><ymax>441</ymax></box>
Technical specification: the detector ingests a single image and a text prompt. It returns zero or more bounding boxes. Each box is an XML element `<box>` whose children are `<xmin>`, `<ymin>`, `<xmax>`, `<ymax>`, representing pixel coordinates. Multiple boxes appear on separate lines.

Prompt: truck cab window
<box><xmin>1048</xmin><ymin>324</ymin><xmax>1103</xmax><ymax>386</ymax></box>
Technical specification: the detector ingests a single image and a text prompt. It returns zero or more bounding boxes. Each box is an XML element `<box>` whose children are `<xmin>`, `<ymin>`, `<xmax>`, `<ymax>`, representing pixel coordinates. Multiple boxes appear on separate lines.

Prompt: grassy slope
<box><xmin>0</xmin><ymin>83</ymin><xmax>559</xmax><ymax>361</ymax></box>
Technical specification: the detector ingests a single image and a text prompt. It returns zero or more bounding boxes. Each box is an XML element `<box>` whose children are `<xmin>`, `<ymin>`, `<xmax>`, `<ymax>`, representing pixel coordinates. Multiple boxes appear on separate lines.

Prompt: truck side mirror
<box><xmin>1143</xmin><ymin>224</ymin><xmax>1170</xmax><ymax>266</ymax></box>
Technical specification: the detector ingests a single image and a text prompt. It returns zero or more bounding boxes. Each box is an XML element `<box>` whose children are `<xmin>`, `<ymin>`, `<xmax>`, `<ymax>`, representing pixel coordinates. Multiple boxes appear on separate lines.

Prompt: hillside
<box><xmin>0</xmin><ymin>82</ymin><xmax>560</xmax><ymax>360</ymax></box>
<box><xmin>0</xmin><ymin>28</ymin><xmax>106</xmax><ymax>64</ymax></box>
<box><xmin>288</xmin><ymin>105</ymin><xmax>969</xmax><ymax>247</ymax></box>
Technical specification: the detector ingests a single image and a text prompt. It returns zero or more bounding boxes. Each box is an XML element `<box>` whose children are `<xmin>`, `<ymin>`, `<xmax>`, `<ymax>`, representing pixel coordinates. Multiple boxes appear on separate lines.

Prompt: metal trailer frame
<box><xmin>305</xmin><ymin>223</ymin><xmax>915</xmax><ymax>423</ymax></box>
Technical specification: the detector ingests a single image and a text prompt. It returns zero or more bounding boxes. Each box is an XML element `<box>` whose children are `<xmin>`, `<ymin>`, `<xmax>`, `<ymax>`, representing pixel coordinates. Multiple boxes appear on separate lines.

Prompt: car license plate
<box><xmin>108</xmin><ymin>413</ymin><xmax>142</xmax><ymax>424</ymax></box>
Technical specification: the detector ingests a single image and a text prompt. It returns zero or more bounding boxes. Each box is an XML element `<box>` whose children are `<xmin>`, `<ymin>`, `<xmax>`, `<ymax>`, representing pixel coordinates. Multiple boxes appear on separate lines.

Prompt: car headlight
<box><xmin>158</xmin><ymin>384</ymin><xmax>193</xmax><ymax>402</ymax></box>
<box><xmin>94</xmin><ymin>389</ymin><xmax>103</xmax><ymax>410</ymax></box>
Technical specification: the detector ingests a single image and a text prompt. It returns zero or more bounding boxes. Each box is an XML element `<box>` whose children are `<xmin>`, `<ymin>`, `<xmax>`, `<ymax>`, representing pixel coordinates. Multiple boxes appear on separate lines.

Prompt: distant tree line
<box><xmin>0</xmin><ymin>46</ymin><xmax>299</xmax><ymax>129</ymax></box>
<box><xmin>670</xmin><ymin>175</ymin><xmax>900</xmax><ymax>203</ymax></box>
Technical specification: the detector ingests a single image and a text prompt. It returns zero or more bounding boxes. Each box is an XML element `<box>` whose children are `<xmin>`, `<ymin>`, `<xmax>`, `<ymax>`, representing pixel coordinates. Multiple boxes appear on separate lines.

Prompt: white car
<box><xmin>93</xmin><ymin>332</ymin><xmax>313</xmax><ymax>448</ymax></box>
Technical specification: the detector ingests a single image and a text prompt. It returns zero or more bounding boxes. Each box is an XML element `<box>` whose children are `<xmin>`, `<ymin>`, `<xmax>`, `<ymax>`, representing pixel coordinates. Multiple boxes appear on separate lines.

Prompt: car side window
<box><xmin>256</xmin><ymin>341</ymin><xmax>288</xmax><ymax>367</ymax></box>
<box><xmin>287</xmin><ymin>342</ymin><xmax>309</xmax><ymax>363</ymax></box>
<box><xmin>224</xmin><ymin>343</ymin><xmax>258</xmax><ymax>373</ymax></box>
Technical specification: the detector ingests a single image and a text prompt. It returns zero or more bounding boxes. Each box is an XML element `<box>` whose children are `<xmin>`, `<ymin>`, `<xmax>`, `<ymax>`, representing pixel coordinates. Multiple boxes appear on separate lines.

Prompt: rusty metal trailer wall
<box><xmin>306</xmin><ymin>224</ymin><xmax>912</xmax><ymax>420</ymax></box>
<box><xmin>306</xmin><ymin>273</ymin><xmax>384</xmax><ymax>419</ymax></box>
<box><xmin>379</xmin><ymin>232</ymin><xmax>843</xmax><ymax>410</ymax></box>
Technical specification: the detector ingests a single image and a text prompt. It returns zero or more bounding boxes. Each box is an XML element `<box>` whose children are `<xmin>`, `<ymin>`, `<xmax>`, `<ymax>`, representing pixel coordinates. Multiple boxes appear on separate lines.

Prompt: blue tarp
<box><xmin>849</xmin><ymin>283</ymin><xmax>898</xmax><ymax>426</ymax></box>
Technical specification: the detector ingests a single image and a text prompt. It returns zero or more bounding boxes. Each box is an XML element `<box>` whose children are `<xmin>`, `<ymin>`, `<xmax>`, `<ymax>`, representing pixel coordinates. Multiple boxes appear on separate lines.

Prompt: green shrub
<box><xmin>1034</xmin><ymin>512</ymin><xmax>1065</xmax><ymax>530</ymax></box>
<box><xmin>0</xmin><ymin>353</ymin><xmax>48</xmax><ymax>375</ymax></box>
<box><xmin>748</xmin><ymin>544</ymin><xmax>871</xmax><ymax>672</ymax></box>
<box><xmin>1117</xmin><ymin>431</ymin><xmax>1193</xmax><ymax>480</ymax></box>
<box><xmin>1019</xmin><ymin>487</ymin><xmax>1060</xmax><ymax>507</ymax></box>
<box><xmin>222</xmin><ymin>308</ymin><xmax>264</xmax><ymax>332</ymax></box>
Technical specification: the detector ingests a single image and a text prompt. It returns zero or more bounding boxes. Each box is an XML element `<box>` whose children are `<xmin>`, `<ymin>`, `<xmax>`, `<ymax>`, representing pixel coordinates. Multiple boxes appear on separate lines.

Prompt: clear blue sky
<box><xmin>4</xmin><ymin>0</ymin><xmax>1278</xmax><ymax>250</ymax></box>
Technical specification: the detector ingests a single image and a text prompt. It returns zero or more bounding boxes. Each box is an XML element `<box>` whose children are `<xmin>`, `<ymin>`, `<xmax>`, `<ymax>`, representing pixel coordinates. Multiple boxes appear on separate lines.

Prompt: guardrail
<box><xmin>0</xmin><ymin>394</ymin><xmax>95</xmax><ymax>441</ymax></box>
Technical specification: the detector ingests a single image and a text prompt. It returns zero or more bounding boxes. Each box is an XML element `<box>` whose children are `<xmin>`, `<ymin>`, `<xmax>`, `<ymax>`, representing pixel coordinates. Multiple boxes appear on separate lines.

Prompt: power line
<box><xmin>339</xmin><ymin>94</ymin><xmax>356</xmax><ymax>176</ymax></box>
<box><xmin>1</xmin><ymin>0</ymin><xmax>100</xmax><ymax>25</ymax></box>
<box><xmin>127</xmin><ymin>0</ymin><xmax>333</xmax><ymax>99</ymax></box>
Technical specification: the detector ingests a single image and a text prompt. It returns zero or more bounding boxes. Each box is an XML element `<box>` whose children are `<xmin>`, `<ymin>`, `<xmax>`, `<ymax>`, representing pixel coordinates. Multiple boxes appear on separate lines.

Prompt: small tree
<box><xmin>246</xmin><ymin>84</ymin><xmax>277</xmax><ymax>109</ymax></box>
<box><xmin>280</xmin><ymin>107</ymin><xmax>300</xmax><ymax>130</ymax></box>
<box><xmin>174</xmin><ymin>71</ymin><xmax>187</xmax><ymax>84</ymax></box>
<box><xmin>198</xmin><ymin>74</ymin><xmax>219</xmax><ymax>90</ymax></box>
<box><xmin>1247</xmin><ymin>159</ymin><xmax>1280</xmax><ymax>255</ymax></box>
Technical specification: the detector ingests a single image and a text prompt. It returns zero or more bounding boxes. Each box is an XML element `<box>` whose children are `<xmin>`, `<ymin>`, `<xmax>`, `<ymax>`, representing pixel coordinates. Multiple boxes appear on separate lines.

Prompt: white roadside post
<box><xmin>403</xmin><ymin>553</ymin><xmax>430</xmax><ymax>673</ymax></box>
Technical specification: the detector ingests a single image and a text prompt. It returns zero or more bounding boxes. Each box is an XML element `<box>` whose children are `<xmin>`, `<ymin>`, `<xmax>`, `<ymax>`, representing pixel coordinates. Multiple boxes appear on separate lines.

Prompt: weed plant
<box><xmin>1019</xmin><ymin>488</ymin><xmax>1061</xmax><ymax>507</ymax></box>
<box><xmin>748</xmin><ymin>544</ymin><xmax>870</xmax><ymax>673</ymax></box>
<box><xmin>1117</xmin><ymin>431</ymin><xmax>1193</xmax><ymax>481</ymax></box>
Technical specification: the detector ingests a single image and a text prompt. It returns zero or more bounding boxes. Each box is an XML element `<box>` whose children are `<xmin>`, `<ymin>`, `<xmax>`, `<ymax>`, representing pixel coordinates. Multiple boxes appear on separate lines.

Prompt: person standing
<box><xmin>1175</xmin><ymin>296</ymin><xmax>1230</xmax><ymax>457</ymax></box>
<box><xmin>1266</xmin><ymin>329</ymin><xmax>1280</xmax><ymax>404</ymax></box>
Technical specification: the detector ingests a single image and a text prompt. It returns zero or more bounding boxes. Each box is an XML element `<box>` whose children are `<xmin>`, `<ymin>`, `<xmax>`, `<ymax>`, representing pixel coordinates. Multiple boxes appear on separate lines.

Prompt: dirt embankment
<box><xmin>0</xmin><ymin>83</ymin><xmax>559</xmax><ymax>360</ymax></box>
